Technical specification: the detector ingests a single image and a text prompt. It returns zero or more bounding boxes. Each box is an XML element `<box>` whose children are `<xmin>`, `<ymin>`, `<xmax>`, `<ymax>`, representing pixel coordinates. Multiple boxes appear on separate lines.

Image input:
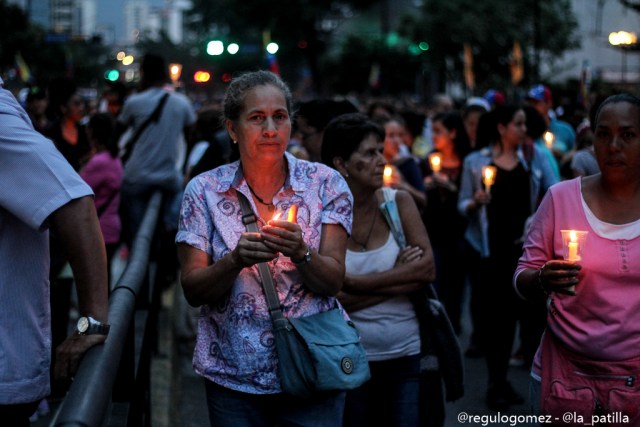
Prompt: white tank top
<box><xmin>346</xmin><ymin>232</ymin><xmax>421</xmax><ymax>361</ymax></box>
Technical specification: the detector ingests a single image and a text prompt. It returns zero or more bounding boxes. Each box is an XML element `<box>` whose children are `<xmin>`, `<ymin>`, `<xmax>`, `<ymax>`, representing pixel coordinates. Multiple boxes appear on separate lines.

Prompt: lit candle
<box><xmin>287</xmin><ymin>205</ymin><xmax>298</xmax><ymax>223</ymax></box>
<box><xmin>567</xmin><ymin>230</ymin><xmax>579</xmax><ymax>261</ymax></box>
<box><xmin>482</xmin><ymin>165</ymin><xmax>497</xmax><ymax>194</ymax></box>
<box><xmin>383</xmin><ymin>165</ymin><xmax>393</xmax><ymax>186</ymax></box>
<box><xmin>561</xmin><ymin>229</ymin><xmax>588</xmax><ymax>262</ymax></box>
<box><xmin>543</xmin><ymin>131</ymin><xmax>554</xmax><ymax>149</ymax></box>
<box><xmin>429</xmin><ymin>153</ymin><xmax>442</xmax><ymax>172</ymax></box>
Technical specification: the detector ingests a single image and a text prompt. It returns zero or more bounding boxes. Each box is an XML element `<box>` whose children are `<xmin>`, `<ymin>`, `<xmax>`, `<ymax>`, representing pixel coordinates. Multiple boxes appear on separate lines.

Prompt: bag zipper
<box><xmin>574</xmin><ymin>371</ymin><xmax>635</xmax><ymax>387</ymax></box>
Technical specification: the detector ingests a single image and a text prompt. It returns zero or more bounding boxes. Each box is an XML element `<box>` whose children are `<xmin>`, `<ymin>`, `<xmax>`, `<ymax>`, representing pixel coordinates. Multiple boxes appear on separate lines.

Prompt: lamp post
<box><xmin>609</xmin><ymin>31</ymin><xmax>638</xmax><ymax>83</ymax></box>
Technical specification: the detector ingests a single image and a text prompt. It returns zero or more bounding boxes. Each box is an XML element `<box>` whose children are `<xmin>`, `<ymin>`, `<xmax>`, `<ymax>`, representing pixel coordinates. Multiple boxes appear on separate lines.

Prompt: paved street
<box><xmin>34</xmin><ymin>281</ymin><xmax>536</xmax><ymax>426</ymax></box>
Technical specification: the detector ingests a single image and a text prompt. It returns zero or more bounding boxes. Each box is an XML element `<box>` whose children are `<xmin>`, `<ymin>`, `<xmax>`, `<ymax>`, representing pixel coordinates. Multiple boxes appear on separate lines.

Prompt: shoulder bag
<box><xmin>236</xmin><ymin>191</ymin><xmax>371</xmax><ymax>398</ymax></box>
<box><xmin>121</xmin><ymin>92</ymin><xmax>170</xmax><ymax>164</ymax></box>
<box><xmin>379</xmin><ymin>187</ymin><xmax>465</xmax><ymax>402</ymax></box>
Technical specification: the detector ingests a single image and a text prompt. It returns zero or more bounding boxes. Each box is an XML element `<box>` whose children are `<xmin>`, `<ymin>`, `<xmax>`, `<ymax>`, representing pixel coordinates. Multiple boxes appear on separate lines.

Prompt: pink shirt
<box><xmin>80</xmin><ymin>151</ymin><xmax>123</xmax><ymax>244</ymax></box>
<box><xmin>516</xmin><ymin>178</ymin><xmax>640</xmax><ymax>374</ymax></box>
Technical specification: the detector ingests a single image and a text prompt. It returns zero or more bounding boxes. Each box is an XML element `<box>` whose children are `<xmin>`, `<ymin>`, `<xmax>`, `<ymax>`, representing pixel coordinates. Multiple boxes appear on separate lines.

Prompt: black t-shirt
<box><xmin>487</xmin><ymin>162</ymin><xmax>530</xmax><ymax>257</ymax></box>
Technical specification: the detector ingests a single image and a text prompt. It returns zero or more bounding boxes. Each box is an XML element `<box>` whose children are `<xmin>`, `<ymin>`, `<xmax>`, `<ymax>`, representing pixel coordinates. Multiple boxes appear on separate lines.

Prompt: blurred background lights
<box><xmin>207</xmin><ymin>40</ymin><xmax>224</xmax><ymax>55</ymax></box>
<box><xmin>266</xmin><ymin>42</ymin><xmax>279</xmax><ymax>54</ymax></box>
<box><xmin>227</xmin><ymin>43</ymin><xmax>239</xmax><ymax>54</ymax></box>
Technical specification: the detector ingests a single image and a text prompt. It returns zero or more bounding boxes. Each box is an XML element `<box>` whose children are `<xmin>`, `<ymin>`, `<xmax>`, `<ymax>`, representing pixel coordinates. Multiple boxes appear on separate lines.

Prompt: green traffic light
<box><xmin>105</xmin><ymin>70</ymin><xmax>119</xmax><ymax>81</ymax></box>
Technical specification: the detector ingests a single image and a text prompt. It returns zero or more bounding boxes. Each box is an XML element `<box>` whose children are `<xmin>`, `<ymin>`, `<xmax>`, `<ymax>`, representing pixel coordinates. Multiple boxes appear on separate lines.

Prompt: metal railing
<box><xmin>54</xmin><ymin>192</ymin><xmax>164</xmax><ymax>427</ymax></box>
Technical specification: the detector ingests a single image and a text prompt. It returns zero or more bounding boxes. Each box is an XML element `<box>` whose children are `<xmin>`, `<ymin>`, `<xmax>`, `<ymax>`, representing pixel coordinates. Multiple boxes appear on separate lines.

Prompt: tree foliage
<box><xmin>411</xmin><ymin>0</ymin><xmax>580</xmax><ymax>92</ymax></box>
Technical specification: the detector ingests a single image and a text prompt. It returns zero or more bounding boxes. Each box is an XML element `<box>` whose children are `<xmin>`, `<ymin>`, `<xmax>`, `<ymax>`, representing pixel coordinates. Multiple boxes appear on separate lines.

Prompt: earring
<box><xmin>233</xmin><ymin>140</ymin><xmax>237</xmax><ymax>144</ymax></box>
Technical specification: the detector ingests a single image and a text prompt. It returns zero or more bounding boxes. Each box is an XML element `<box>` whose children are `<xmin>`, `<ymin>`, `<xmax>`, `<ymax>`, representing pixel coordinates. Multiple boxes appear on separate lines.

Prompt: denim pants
<box><xmin>344</xmin><ymin>354</ymin><xmax>421</xmax><ymax>427</ymax></box>
<box><xmin>204</xmin><ymin>380</ymin><xmax>346</xmax><ymax>427</ymax></box>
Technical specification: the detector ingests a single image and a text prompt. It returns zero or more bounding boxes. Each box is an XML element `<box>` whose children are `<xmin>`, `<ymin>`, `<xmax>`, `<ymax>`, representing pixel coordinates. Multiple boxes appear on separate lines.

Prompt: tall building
<box><xmin>124</xmin><ymin>0</ymin><xmax>151</xmax><ymax>43</ymax></box>
<box><xmin>49</xmin><ymin>0</ymin><xmax>96</xmax><ymax>39</ymax></box>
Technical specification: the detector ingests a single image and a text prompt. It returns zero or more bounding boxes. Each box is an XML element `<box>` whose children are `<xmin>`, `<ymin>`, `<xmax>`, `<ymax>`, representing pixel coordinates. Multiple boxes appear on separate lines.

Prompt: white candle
<box><xmin>568</xmin><ymin>241</ymin><xmax>579</xmax><ymax>261</ymax></box>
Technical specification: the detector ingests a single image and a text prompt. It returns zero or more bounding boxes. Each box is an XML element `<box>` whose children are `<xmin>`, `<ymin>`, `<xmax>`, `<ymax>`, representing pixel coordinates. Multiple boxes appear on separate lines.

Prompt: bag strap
<box><xmin>236</xmin><ymin>191</ymin><xmax>286</xmax><ymax>321</ymax></box>
<box><xmin>121</xmin><ymin>92</ymin><xmax>170</xmax><ymax>164</ymax></box>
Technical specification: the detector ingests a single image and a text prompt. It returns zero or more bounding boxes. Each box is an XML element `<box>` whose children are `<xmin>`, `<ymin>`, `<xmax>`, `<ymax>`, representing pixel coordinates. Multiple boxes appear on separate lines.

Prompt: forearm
<box><xmin>344</xmin><ymin>260</ymin><xmax>432</xmax><ymax>295</ymax></box>
<box><xmin>337</xmin><ymin>291</ymin><xmax>388</xmax><ymax>313</ymax></box>
<box><xmin>296</xmin><ymin>248</ymin><xmax>345</xmax><ymax>296</ymax></box>
<box><xmin>180</xmin><ymin>251</ymin><xmax>243</xmax><ymax>306</ymax></box>
<box><xmin>50</xmin><ymin>196</ymin><xmax>109</xmax><ymax>322</ymax></box>
<box><xmin>515</xmin><ymin>268</ymin><xmax>547</xmax><ymax>301</ymax></box>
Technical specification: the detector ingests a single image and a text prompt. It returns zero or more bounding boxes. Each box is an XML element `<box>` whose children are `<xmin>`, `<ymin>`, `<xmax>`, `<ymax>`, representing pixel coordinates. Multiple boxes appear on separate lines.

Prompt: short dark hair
<box><xmin>223</xmin><ymin>70</ymin><xmax>292</xmax><ymax>123</ymax></box>
<box><xmin>295</xmin><ymin>99</ymin><xmax>358</xmax><ymax>132</ymax></box>
<box><xmin>321</xmin><ymin>113</ymin><xmax>385</xmax><ymax>167</ymax></box>
<box><xmin>140</xmin><ymin>53</ymin><xmax>167</xmax><ymax>84</ymax></box>
<box><xmin>87</xmin><ymin>113</ymin><xmax>117</xmax><ymax>157</ymax></box>
<box><xmin>594</xmin><ymin>93</ymin><xmax>640</xmax><ymax>126</ymax></box>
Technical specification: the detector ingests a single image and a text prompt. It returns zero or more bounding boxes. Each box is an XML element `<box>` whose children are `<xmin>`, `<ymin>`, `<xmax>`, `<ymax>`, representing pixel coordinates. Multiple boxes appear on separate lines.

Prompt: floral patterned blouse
<box><xmin>176</xmin><ymin>152</ymin><xmax>353</xmax><ymax>394</ymax></box>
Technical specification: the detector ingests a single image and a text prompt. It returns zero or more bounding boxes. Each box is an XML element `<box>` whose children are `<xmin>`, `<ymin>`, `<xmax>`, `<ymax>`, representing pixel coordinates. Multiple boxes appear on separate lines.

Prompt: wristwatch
<box><xmin>293</xmin><ymin>246</ymin><xmax>312</xmax><ymax>266</ymax></box>
<box><xmin>76</xmin><ymin>316</ymin><xmax>110</xmax><ymax>336</ymax></box>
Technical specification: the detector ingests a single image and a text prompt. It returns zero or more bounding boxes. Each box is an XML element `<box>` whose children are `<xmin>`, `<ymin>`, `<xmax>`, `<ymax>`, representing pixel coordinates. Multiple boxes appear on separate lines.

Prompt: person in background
<box><xmin>526</xmin><ymin>84</ymin><xmax>576</xmax><ymax>159</ymax></box>
<box><xmin>462</xmin><ymin>98</ymin><xmax>490</xmax><ymax>149</ymax></box>
<box><xmin>458</xmin><ymin>104</ymin><xmax>558</xmax><ymax>411</ymax></box>
<box><xmin>25</xmin><ymin>86</ymin><xmax>49</xmax><ymax>134</ymax></box>
<box><xmin>515</xmin><ymin>93</ymin><xmax>640</xmax><ymax>420</ymax></box>
<box><xmin>321</xmin><ymin>113</ymin><xmax>435</xmax><ymax>427</ymax></box>
<box><xmin>176</xmin><ymin>70</ymin><xmax>352</xmax><ymax>427</ymax></box>
<box><xmin>45</xmin><ymin>77</ymin><xmax>91</xmax><ymax>171</ymax></box>
<box><xmin>80</xmin><ymin>113</ymin><xmax>123</xmax><ymax>284</ymax></box>
<box><xmin>295</xmin><ymin>98</ymin><xmax>358</xmax><ymax>162</ymax></box>
<box><xmin>569</xmin><ymin>120</ymin><xmax>599</xmax><ymax>178</ymax></box>
<box><xmin>114</xmin><ymin>53</ymin><xmax>197</xmax><ymax>244</ymax></box>
<box><xmin>377</xmin><ymin>115</ymin><xmax>427</xmax><ymax>211</ymax></box>
<box><xmin>423</xmin><ymin>111</ymin><xmax>472</xmax><ymax>336</ymax></box>
<box><xmin>0</xmin><ymin>76</ymin><xmax>110</xmax><ymax>427</ymax></box>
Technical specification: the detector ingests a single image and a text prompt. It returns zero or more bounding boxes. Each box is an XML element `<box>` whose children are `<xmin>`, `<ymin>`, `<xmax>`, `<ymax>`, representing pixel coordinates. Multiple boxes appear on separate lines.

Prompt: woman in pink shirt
<box><xmin>81</xmin><ymin>113</ymin><xmax>123</xmax><ymax>277</ymax></box>
<box><xmin>514</xmin><ymin>94</ymin><xmax>640</xmax><ymax>422</ymax></box>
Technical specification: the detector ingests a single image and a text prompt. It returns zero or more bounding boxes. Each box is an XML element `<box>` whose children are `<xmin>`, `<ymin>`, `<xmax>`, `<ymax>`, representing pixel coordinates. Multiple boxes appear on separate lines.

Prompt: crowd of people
<box><xmin>3</xmin><ymin>50</ymin><xmax>640</xmax><ymax>427</ymax></box>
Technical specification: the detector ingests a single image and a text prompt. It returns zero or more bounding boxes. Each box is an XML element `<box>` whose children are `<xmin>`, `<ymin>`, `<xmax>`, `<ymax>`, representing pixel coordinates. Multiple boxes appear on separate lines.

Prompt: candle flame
<box><xmin>482</xmin><ymin>165</ymin><xmax>496</xmax><ymax>187</ymax></box>
<box><xmin>383</xmin><ymin>165</ymin><xmax>393</xmax><ymax>178</ymax></box>
<box><xmin>569</xmin><ymin>230</ymin><xmax>577</xmax><ymax>243</ymax></box>
<box><xmin>272</xmin><ymin>212</ymin><xmax>282</xmax><ymax>221</ymax></box>
<box><xmin>429</xmin><ymin>153</ymin><xmax>442</xmax><ymax>172</ymax></box>
<box><xmin>287</xmin><ymin>205</ymin><xmax>298</xmax><ymax>223</ymax></box>
<box><xmin>543</xmin><ymin>131</ymin><xmax>554</xmax><ymax>148</ymax></box>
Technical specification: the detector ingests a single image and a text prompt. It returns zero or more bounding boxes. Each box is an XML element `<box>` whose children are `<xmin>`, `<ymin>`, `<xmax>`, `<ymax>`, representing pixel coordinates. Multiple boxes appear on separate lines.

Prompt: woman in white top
<box><xmin>321</xmin><ymin>113</ymin><xmax>436</xmax><ymax>427</ymax></box>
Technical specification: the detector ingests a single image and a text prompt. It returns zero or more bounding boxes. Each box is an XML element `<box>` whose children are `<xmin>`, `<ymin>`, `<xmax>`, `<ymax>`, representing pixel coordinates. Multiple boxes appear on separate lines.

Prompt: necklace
<box><xmin>246</xmin><ymin>181</ymin><xmax>276</xmax><ymax>211</ymax></box>
<box><xmin>351</xmin><ymin>210</ymin><xmax>377</xmax><ymax>251</ymax></box>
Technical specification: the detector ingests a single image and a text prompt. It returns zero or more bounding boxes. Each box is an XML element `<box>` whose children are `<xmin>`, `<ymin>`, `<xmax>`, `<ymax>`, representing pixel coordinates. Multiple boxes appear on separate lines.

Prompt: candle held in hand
<box><xmin>287</xmin><ymin>205</ymin><xmax>298</xmax><ymax>223</ymax></box>
<box><xmin>482</xmin><ymin>165</ymin><xmax>497</xmax><ymax>194</ymax></box>
<box><xmin>429</xmin><ymin>153</ymin><xmax>442</xmax><ymax>172</ymax></box>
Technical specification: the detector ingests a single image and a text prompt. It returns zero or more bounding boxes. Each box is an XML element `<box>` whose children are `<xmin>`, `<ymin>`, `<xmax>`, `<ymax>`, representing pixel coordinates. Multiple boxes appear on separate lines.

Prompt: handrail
<box><xmin>54</xmin><ymin>192</ymin><xmax>163</xmax><ymax>427</ymax></box>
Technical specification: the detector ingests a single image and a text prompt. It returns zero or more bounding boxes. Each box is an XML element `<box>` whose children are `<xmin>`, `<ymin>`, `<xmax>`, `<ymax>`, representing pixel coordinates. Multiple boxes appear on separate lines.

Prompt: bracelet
<box><xmin>538</xmin><ymin>264</ymin><xmax>548</xmax><ymax>295</ymax></box>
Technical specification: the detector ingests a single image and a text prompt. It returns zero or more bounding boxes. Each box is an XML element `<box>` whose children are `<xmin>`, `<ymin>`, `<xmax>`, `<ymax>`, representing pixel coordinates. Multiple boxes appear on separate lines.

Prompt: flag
<box><xmin>15</xmin><ymin>52</ymin><xmax>32</xmax><ymax>83</ymax></box>
<box><xmin>463</xmin><ymin>43</ymin><xmax>475</xmax><ymax>90</ymax></box>
<box><xmin>368</xmin><ymin>63</ymin><xmax>381</xmax><ymax>89</ymax></box>
<box><xmin>510</xmin><ymin>41</ymin><xmax>524</xmax><ymax>85</ymax></box>
<box><xmin>578</xmin><ymin>60</ymin><xmax>591</xmax><ymax>109</ymax></box>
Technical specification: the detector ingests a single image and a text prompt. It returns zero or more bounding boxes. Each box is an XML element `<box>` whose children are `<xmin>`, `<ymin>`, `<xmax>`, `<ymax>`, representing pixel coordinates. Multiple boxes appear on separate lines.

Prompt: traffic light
<box><xmin>194</xmin><ymin>71</ymin><xmax>211</xmax><ymax>83</ymax></box>
<box><xmin>207</xmin><ymin>40</ymin><xmax>224</xmax><ymax>56</ymax></box>
<box><xmin>104</xmin><ymin>69</ymin><xmax>119</xmax><ymax>82</ymax></box>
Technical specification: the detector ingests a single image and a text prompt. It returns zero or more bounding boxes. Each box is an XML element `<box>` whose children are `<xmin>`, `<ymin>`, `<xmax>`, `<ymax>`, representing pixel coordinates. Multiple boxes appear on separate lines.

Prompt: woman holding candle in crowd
<box><xmin>176</xmin><ymin>70</ymin><xmax>353</xmax><ymax>426</ymax></box>
<box><xmin>423</xmin><ymin>111</ymin><xmax>472</xmax><ymax>335</ymax></box>
<box><xmin>458</xmin><ymin>104</ymin><xmax>558</xmax><ymax>411</ymax></box>
<box><xmin>321</xmin><ymin>113</ymin><xmax>436</xmax><ymax>427</ymax></box>
<box><xmin>515</xmin><ymin>94</ymin><xmax>640</xmax><ymax>420</ymax></box>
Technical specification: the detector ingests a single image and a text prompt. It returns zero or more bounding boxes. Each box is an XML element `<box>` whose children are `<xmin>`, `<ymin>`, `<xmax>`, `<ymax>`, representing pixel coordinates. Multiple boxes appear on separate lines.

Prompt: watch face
<box><xmin>77</xmin><ymin>317</ymin><xmax>89</xmax><ymax>333</ymax></box>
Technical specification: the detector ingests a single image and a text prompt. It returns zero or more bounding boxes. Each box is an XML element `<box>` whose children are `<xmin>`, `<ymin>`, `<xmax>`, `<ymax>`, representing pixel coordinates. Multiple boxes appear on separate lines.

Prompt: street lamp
<box><xmin>609</xmin><ymin>30</ymin><xmax>638</xmax><ymax>83</ymax></box>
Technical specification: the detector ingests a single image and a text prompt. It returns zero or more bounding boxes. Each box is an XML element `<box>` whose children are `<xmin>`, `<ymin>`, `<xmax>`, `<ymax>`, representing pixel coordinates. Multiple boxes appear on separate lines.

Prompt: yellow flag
<box><xmin>15</xmin><ymin>51</ymin><xmax>32</xmax><ymax>83</ymax></box>
<box><xmin>463</xmin><ymin>43</ymin><xmax>475</xmax><ymax>90</ymax></box>
<box><xmin>511</xmin><ymin>41</ymin><xmax>524</xmax><ymax>85</ymax></box>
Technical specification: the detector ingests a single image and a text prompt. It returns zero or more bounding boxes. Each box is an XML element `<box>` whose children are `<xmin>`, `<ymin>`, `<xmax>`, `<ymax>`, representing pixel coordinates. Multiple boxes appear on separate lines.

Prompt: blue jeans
<box><xmin>344</xmin><ymin>354</ymin><xmax>421</xmax><ymax>427</ymax></box>
<box><xmin>204</xmin><ymin>380</ymin><xmax>346</xmax><ymax>427</ymax></box>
